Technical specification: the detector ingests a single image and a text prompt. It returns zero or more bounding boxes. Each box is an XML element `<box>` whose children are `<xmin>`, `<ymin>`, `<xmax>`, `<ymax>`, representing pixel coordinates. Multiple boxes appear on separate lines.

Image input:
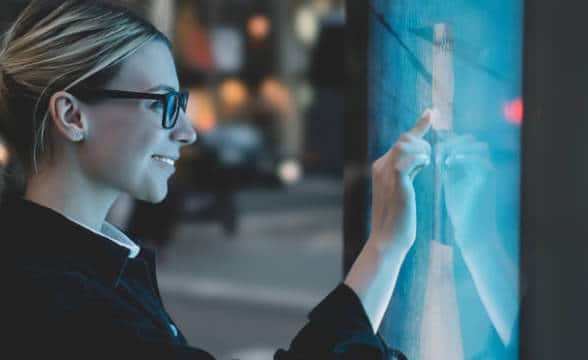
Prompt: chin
<box><xmin>132</xmin><ymin>185</ymin><xmax>168</xmax><ymax>204</ymax></box>
<box><xmin>148</xmin><ymin>190</ymin><xmax>168</xmax><ymax>204</ymax></box>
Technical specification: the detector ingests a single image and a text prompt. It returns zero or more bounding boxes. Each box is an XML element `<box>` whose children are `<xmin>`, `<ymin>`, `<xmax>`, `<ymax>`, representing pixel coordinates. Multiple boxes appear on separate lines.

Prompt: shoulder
<box><xmin>8</xmin><ymin>264</ymin><xmax>97</xmax><ymax>311</ymax></box>
<box><xmin>9</xmin><ymin>261</ymin><xmax>155</xmax><ymax>319</ymax></box>
<box><xmin>7</xmin><ymin>260</ymin><xmax>130</xmax><ymax>323</ymax></box>
<box><xmin>4</xmin><ymin>265</ymin><xmax>94</xmax><ymax>343</ymax></box>
<box><xmin>7</xmin><ymin>264</ymin><xmax>151</xmax><ymax>337</ymax></box>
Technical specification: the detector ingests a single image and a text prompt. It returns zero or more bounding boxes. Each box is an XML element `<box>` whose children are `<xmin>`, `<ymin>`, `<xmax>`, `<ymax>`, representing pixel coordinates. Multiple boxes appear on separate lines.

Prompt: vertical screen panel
<box><xmin>366</xmin><ymin>1</ymin><xmax>522</xmax><ymax>359</ymax></box>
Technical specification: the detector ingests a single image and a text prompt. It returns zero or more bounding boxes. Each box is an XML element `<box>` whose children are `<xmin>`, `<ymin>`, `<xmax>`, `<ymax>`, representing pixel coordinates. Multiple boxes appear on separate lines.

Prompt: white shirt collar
<box><xmin>63</xmin><ymin>214</ymin><xmax>141</xmax><ymax>258</ymax></box>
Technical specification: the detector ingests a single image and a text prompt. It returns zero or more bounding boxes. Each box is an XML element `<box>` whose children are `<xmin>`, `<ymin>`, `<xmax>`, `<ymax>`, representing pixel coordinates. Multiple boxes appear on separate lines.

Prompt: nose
<box><xmin>171</xmin><ymin>111</ymin><xmax>197</xmax><ymax>145</ymax></box>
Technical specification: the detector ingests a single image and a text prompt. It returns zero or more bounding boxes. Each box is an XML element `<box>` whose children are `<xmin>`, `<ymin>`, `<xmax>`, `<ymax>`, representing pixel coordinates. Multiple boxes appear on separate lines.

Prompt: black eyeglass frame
<box><xmin>70</xmin><ymin>88</ymin><xmax>189</xmax><ymax>129</ymax></box>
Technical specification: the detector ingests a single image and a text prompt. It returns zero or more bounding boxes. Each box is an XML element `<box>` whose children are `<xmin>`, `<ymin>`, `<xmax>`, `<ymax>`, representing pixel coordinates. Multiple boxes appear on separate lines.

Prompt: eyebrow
<box><xmin>146</xmin><ymin>84</ymin><xmax>179</xmax><ymax>92</ymax></box>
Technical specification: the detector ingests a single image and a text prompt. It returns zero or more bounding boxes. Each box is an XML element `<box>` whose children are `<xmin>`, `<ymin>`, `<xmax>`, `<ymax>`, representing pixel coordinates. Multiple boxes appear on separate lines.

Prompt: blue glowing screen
<box><xmin>366</xmin><ymin>1</ymin><xmax>522</xmax><ymax>358</ymax></box>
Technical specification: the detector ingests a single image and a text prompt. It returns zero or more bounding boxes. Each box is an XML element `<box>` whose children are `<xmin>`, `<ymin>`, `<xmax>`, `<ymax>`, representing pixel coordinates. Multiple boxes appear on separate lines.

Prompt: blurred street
<box><xmin>155</xmin><ymin>175</ymin><xmax>344</xmax><ymax>359</ymax></box>
<box><xmin>0</xmin><ymin>2</ymin><xmax>348</xmax><ymax>359</ymax></box>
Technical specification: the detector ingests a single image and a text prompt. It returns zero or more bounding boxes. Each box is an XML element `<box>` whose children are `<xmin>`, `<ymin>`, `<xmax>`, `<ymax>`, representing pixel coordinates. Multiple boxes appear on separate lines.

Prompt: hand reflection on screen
<box><xmin>437</xmin><ymin>134</ymin><xmax>519</xmax><ymax>346</ymax></box>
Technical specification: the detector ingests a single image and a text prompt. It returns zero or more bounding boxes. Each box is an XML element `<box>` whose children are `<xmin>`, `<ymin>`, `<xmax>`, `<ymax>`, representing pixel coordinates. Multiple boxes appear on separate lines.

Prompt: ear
<box><xmin>48</xmin><ymin>91</ymin><xmax>87</xmax><ymax>142</ymax></box>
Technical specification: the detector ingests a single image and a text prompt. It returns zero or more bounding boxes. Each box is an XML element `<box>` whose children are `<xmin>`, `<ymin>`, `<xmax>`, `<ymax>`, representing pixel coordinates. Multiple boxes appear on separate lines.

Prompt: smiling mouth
<box><xmin>152</xmin><ymin>155</ymin><xmax>176</xmax><ymax>166</ymax></box>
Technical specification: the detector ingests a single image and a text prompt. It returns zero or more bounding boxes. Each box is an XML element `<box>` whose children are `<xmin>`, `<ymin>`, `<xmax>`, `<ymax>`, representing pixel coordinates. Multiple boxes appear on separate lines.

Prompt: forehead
<box><xmin>110</xmin><ymin>40</ymin><xmax>179</xmax><ymax>91</ymax></box>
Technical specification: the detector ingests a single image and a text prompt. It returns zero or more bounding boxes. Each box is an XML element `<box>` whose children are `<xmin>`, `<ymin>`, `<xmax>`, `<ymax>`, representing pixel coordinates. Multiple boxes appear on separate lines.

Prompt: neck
<box><xmin>24</xmin><ymin>164</ymin><xmax>119</xmax><ymax>232</ymax></box>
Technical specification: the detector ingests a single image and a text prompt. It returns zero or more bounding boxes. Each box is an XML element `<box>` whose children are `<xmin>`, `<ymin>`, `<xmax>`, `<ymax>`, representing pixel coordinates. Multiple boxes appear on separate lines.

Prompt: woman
<box><xmin>0</xmin><ymin>1</ymin><xmax>432</xmax><ymax>358</ymax></box>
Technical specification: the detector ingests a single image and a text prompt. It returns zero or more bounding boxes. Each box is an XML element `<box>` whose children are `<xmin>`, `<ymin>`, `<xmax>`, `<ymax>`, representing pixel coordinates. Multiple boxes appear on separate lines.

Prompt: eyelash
<box><xmin>151</xmin><ymin>101</ymin><xmax>163</xmax><ymax>109</ymax></box>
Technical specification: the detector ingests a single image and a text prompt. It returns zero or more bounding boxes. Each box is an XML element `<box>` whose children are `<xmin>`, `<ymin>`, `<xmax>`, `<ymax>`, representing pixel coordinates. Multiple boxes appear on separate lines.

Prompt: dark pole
<box><xmin>520</xmin><ymin>0</ymin><xmax>588</xmax><ymax>358</ymax></box>
<box><xmin>343</xmin><ymin>0</ymin><xmax>369</xmax><ymax>276</ymax></box>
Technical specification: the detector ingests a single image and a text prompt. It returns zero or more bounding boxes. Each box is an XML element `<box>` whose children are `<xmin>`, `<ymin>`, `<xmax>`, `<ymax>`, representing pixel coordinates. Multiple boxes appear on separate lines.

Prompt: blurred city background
<box><xmin>0</xmin><ymin>0</ymin><xmax>346</xmax><ymax>358</ymax></box>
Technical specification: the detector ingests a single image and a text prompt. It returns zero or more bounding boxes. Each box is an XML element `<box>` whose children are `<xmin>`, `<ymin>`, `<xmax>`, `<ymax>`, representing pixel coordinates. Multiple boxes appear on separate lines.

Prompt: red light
<box><xmin>503</xmin><ymin>98</ymin><xmax>523</xmax><ymax>125</ymax></box>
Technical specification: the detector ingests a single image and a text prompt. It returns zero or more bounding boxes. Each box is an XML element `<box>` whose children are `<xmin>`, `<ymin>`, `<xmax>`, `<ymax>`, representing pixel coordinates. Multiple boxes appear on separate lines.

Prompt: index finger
<box><xmin>409</xmin><ymin>109</ymin><xmax>433</xmax><ymax>138</ymax></box>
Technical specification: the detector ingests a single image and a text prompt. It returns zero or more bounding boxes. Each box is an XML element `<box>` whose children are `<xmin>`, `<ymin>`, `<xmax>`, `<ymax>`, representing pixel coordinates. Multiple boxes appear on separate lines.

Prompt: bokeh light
<box><xmin>247</xmin><ymin>15</ymin><xmax>271</xmax><ymax>42</ymax></box>
<box><xmin>219</xmin><ymin>79</ymin><xmax>250</xmax><ymax>117</ymax></box>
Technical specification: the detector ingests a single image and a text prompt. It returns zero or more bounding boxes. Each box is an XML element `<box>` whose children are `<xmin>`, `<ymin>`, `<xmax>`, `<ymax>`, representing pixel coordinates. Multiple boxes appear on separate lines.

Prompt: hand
<box><xmin>438</xmin><ymin>134</ymin><xmax>495</xmax><ymax>245</ymax></box>
<box><xmin>438</xmin><ymin>135</ymin><xmax>520</xmax><ymax>344</ymax></box>
<box><xmin>369</xmin><ymin>110</ymin><xmax>432</xmax><ymax>254</ymax></box>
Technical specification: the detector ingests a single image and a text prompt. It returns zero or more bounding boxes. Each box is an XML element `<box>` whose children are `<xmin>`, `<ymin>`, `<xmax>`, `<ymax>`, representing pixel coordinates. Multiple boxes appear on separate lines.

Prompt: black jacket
<box><xmin>1</xmin><ymin>195</ymin><xmax>405</xmax><ymax>359</ymax></box>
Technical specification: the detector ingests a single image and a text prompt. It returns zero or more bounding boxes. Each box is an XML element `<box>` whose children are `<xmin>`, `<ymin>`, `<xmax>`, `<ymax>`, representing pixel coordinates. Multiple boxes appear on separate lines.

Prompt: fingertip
<box><xmin>415</xmin><ymin>110</ymin><xmax>433</xmax><ymax>134</ymax></box>
<box><xmin>421</xmin><ymin>108</ymin><xmax>433</xmax><ymax>120</ymax></box>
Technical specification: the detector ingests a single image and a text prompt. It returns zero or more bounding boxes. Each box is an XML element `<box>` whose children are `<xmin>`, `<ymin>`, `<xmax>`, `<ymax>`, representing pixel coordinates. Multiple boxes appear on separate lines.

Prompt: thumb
<box><xmin>396</xmin><ymin>153</ymin><xmax>431</xmax><ymax>181</ymax></box>
<box><xmin>408</xmin><ymin>154</ymin><xmax>431</xmax><ymax>181</ymax></box>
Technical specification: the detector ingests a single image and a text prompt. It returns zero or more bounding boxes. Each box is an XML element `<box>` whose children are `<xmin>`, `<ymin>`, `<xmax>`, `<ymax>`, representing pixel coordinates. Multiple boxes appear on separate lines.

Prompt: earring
<box><xmin>72</xmin><ymin>129</ymin><xmax>84</xmax><ymax>141</ymax></box>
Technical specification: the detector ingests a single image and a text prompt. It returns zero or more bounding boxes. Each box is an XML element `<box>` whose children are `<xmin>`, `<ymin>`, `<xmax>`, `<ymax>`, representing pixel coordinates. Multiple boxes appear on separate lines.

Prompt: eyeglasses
<box><xmin>71</xmin><ymin>88</ymin><xmax>189</xmax><ymax>129</ymax></box>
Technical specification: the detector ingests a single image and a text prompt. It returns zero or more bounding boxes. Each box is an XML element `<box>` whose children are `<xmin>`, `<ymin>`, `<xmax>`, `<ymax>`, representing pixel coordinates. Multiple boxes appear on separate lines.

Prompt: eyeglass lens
<box><xmin>164</xmin><ymin>94</ymin><xmax>179</xmax><ymax>128</ymax></box>
<box><xmin>164</xmin><ymin>92</ymin><xmax>189</xmax><ymax>129</ymax></box>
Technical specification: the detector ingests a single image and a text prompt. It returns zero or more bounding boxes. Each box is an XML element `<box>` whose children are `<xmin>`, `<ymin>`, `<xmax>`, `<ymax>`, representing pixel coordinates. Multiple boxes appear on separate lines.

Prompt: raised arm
<box><xmin>344</xmin><ymin>110</ymin><xmax>433</xmax><ymax>333</ymax></box>
<box><xmin>440</xmin><ymin>135</ymin><xmax>519</xmax><ymax>344</ymax></box>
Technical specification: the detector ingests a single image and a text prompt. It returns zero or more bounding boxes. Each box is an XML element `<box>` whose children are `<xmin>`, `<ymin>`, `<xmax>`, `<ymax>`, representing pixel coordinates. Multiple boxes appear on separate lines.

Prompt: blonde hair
<box><xmin>0</xmin><ymin>0</ymin><xmax>171</xmax><ymax>183</ymax></box>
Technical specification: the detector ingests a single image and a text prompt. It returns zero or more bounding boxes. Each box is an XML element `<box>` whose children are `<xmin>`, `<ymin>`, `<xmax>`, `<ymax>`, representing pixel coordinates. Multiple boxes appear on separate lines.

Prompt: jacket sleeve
<box><xmin>273</xmin><ymin>283</ymin><xmax>407</xmax><ymax>360</ymax></box>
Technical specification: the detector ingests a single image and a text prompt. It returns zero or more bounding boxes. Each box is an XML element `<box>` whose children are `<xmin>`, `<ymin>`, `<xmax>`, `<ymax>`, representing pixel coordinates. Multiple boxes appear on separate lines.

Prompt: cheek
<box><xmin>81</xmin><ymin>116</ymin><xmax>161</xmax><ymax>185</ymax></box>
